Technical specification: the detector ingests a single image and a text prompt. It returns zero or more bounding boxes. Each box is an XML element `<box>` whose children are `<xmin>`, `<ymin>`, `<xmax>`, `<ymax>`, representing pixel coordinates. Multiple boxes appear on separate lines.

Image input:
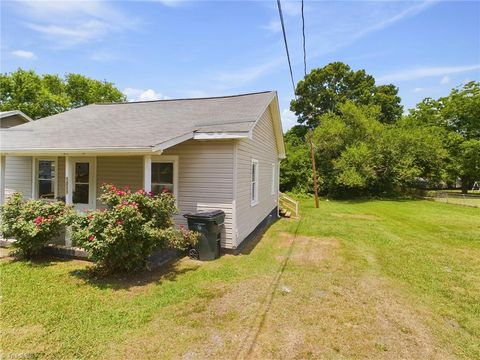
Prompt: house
<box><xmin>0</xmin><ymin>91</ymin><xmax>286</xmax><ymax>250</ymax></box>
<box><xmin>0</xmin><ymin>110</ymin><xmax>33</xmax><ymax>128</ymax></box>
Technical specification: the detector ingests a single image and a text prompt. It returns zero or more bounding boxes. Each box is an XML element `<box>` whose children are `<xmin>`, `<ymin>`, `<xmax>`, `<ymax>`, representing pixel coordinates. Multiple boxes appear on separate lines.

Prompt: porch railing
<box><xmin>279</xmin><ymin>192</ymin><xmax>299</xmax><ymax>218</ymax></box>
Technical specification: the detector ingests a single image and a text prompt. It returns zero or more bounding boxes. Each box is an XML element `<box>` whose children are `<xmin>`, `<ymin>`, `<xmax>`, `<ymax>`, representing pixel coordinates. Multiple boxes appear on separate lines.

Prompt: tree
<box><xmin>0</xmin><ymin>68</ymin><xmax>126</xmax><ymax>119</ymax></box>
<box><xmin>407</xmin><ymin>81</ymin><xmax>480</xmax><ymax>192</ymax></box>
<box><xmin>290</xmin><ymin>62</ymin><xmax>402</xmax><ymax>128</ymax></box>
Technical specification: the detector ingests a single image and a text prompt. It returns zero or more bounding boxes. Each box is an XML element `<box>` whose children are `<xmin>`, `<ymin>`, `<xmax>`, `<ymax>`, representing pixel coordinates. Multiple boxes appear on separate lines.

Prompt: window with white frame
<box><xmin>151</xmin><ymin>160</ymin><xmax>176</xmax><ymax>196</ymax></box>
<box><xmin>271</xmin><ymin>163</ymin><xmax>275</xmax><ymax>195</ymax></box>
<box><xmin>36</xmin><ymin>158</ymin><xmax>57</xmax><ymax>200</ymax></box>
<box><xmin>251</xmin><ymin>159</ymin><xmax>259</xmax><ymax>206</ymax></box>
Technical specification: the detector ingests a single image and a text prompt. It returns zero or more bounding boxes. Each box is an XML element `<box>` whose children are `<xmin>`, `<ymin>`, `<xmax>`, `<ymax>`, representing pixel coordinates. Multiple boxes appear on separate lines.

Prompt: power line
<box><xmin>301</xmin><ymin>0</ymin><xmax>307</xmax><ymax>77</ymax></box>
<box><xmin>276</xmin><ymin>0</ymin><xmax>296</xmax><ymax>97</ymax></box>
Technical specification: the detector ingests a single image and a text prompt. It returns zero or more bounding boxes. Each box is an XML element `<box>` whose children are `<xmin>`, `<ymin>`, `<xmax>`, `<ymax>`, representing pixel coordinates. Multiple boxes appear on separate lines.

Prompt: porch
<box><xmin>0</xmin><ymin>141</ymin><xmax>235</xmax><ymax>248</ymax></box>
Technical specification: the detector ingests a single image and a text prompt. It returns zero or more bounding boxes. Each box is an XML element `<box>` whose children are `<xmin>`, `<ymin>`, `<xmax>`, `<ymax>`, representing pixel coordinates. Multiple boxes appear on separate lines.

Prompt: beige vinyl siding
<box><xmin>235</xmin><ymin>106</ymin><xmax>278</xmax><ymax>246</ymax></box>
<box><xmin>4</xmin><ymin>156</ymin><xmax>32</xmax><ymax>198</ymax></box>
<box><xmin>96</xmin><ymin>156</ymin><xmax>143</xmax><ymax>208</ymax></box>
<box><xmin>163</xmin><ymin>140</ymin><xmax>235</xmax><ymax>248</ymax></box>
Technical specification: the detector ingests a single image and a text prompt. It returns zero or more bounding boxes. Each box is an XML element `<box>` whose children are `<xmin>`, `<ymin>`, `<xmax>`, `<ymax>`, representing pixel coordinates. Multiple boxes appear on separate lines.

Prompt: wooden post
<box><xmin>307</xmin><ymin>131</ymin><xmax>319</xmax><ymax>209</ymax></box>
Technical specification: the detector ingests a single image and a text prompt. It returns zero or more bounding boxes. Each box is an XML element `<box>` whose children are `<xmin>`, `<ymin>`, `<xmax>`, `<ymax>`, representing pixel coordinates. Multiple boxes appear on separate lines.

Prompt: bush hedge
<box><xmin>0</xmin><ymin>193</ymin><xmax>71</xmax><ymax>257</ymax></box>
<box><xmin>70</xmin><ymin>184</ymin><xmax>198</xmax><ymax>273</ymax></box>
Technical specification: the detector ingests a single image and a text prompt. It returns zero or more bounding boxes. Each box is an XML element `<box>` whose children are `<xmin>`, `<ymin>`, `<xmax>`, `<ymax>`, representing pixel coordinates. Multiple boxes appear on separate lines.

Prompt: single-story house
<box><xmin>0</xmin><ymin>110</ymin><xmax>33</xmax><ymax>128</ymax></box>
<box><xmin>0</xmin><ymin>91</ymin><xmax>286</xmax><ymax>250</ymax></box>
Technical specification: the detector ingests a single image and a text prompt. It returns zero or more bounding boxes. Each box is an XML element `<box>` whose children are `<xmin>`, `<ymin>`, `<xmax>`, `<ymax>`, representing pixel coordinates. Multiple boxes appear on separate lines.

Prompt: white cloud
<box><xmin>11</xmin><ymin>50</ymin><xmax>36</xmax><ymax>59</ymax></box>
<box><xmin>156</xmin><ymin>0</ymin><xmax>185</xmax><ymax>7</ymax></box>
<box><xmin>14</xmin><ymin>0</ymin><xmax>136</xmax><ymax>48</ymax></box>
<box><xmin>123</xmin><ymin>88</ymin><xmax>169</xmax><ymax>102</ymax></box>
<box><xmin>261</xmin><ymin>19</ymin><xmax>281</xmax><ymax>33</ymax></box>
<box><xmin>214</xmin><ymin>58</ymin><xmax>283</xmax><ymax>90</ymax></box>
<box><xmin>440</xmin><ymin>75</ymin><xmax>450</xmax><ymax>84</ymax></box>
<box><xmin>377</xmin><ymin>64</ymin><xmax>480</xmax><ymax>83</ymax></box>
<box><xmin>281</xmin><ymin>109</ymin><xmax>297</xmax><ymax>130</ymax></box>
<box><xmin>413</xmin><ymin>87</ymin><xmax>425</xmax><ymax>93</ymax></box>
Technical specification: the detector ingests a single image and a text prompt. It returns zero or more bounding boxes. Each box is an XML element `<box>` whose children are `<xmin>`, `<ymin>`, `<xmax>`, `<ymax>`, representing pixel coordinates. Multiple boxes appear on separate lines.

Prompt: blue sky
<box><xmin>1</xmin><ymin>0</ymin><xmax>479</xmax><ymax>130</ymax></box>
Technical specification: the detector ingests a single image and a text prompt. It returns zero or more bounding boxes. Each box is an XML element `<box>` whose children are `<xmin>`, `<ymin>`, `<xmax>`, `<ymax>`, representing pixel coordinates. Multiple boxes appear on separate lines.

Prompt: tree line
<box><xmin>281</xmin><ymin>62</ymin><xmax>480</xmax><ymax>196</ymax></box>
<box><xmin>0</xmin><ymin>69</ymin><xmax>125</xmax><ymax>119</ymax></box>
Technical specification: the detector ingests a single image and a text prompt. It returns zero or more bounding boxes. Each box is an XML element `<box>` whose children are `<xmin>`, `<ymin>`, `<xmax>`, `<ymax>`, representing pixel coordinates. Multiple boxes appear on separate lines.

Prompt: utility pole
<box><xmin>307</xmin><ymin>130</ymin><xmax>319</xmax><ymax>208</ymax></box>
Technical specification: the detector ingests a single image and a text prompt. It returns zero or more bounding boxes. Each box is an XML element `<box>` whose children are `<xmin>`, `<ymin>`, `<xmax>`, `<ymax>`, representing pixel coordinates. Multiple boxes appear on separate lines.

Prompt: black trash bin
<box><xmin>183</xmin><ymin>210</ymin><xmax>225</xmax><ymax>261</ymax></box>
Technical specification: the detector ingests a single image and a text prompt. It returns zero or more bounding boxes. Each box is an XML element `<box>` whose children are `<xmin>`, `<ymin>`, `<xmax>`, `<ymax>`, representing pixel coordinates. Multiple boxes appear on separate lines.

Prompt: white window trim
<box><xmin>70</xmin><ymin>157</ymin><xmax>97</xmax><ymax>210</ymax></box>
<box><xmin>151</xmin><ymin>155</ymin><xmax>179</xmax><ymax>204</ymax></box>
<box><xmin>32</xmin><ymin>157</ymin><xmax>58</xmax><ymax>200</ymax></box>
<box><xmin>271</xmin><ymin>163</ymin><xmax>276</xmax><ymax>196</ymax></box>
<box><xmin>251</xmin><ymin>158</ymin><xmax>259</xmax><ymax>207</ymax></box>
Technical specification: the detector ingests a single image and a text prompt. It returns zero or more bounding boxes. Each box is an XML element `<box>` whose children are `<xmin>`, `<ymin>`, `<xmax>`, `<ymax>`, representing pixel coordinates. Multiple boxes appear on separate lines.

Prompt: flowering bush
<box><xmin>0</xmin><ymin>193</ymin><xmax>71</xmax><ymax>257</ymax></box>
<box><xmin>71</xmin><ymin>184</ymin><xmax>198</xmax><ymax>273</ymax></box>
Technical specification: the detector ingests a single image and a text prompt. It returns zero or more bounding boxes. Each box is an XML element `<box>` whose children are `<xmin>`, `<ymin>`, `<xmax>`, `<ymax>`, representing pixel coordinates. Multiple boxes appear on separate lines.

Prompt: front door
<box><xmin>72</xmin><ymin>158</ymin><xmax>96</xmax><ymax>211</ymax></box>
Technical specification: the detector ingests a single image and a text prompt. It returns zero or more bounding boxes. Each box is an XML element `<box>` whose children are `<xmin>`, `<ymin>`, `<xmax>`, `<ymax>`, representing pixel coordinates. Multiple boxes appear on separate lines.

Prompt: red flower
<box><xmin>34</xmin><ymin>216</ymin><xmax>43</xmax><ymax>226</ymax></box>
<box><xmin>88</xmin><ymin>235</ymin><xmax>95</xmax><ymax>241</ymax></box>
<box><xmin>116</xmin><ymin>190</ymin><xmax>125</xmax><ymax>196</ymax></box>
<box><xmin>136</xmin><ymin>189</ymin><xmax>146</xmax><ymax>194</ymax></box>
<box><xmin>162</xmin><ymin>187</ymin><xmax>171</xmax><ymax>194</ymax></box>
<box><xmin>116</xmin><ymin>219</ymin><xmax>124</xmax><ymax>226</ymax></box>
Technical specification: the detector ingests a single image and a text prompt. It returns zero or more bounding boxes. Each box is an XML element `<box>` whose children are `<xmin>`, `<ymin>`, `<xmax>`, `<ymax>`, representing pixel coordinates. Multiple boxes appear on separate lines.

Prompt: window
<box><xmin>36</xmin><ymin>159</ymin><xmax>56</xmax><ymax>200</ymax></box>
<box><xmin>73</xmin><ymin>162</ymin><xmax>90</xmax><ymax>204</ymax></box>
<box><xmin>251</xmin><ymin>159</ymin><xmax>259</xmax><ymax>206</ymax></box>
<box><xmin>271</xmin><ymin>163</ymin><xmax>276</xmax><ymax>195</ymax></box>
<box><xmin>151</xmin><ymin>162</ymin><xmax>175</xmax><ymax>195</ymax></box>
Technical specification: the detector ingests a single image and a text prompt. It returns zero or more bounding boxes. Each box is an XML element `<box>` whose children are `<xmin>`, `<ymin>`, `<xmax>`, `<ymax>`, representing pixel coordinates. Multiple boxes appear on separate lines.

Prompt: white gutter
<box><xmin>193</xmin><ymin>131</ymin><xmax>251</xmax><ymax>140</ymax></box>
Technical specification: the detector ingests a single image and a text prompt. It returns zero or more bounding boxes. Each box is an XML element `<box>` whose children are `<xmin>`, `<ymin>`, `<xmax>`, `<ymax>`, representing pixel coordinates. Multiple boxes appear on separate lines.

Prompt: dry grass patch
<box><xmin>246</xmin><ymin>233</ymin><xmax>455</xmax><ymax>360</ymax></box>
<box><xmin>332</xmin><ymin>212</ymin><xmax>380</xmax><ymax>220</ymax></box>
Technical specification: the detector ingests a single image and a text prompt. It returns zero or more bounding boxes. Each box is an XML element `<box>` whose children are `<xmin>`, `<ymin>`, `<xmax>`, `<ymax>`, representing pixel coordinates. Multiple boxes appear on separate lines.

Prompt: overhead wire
<box><xmin>276</xmin><ymin>0</ymin><xmax>296</xmax><ymax>98</ymax></box>
<box><xmin>301</xmin><ymin>0</ymin><xmax>307</xmax><ymax>77</ymax></box>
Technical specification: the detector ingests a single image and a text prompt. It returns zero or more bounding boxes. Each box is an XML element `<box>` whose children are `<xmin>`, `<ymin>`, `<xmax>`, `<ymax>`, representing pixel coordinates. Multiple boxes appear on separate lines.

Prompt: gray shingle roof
<box><xmin>1</xmin><ymin>91</ymin><xmax>276</xmax><ymax>152</ymax></box>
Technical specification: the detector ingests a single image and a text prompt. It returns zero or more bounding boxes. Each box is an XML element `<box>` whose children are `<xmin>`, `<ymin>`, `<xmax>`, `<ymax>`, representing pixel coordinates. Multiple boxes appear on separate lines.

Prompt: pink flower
<box><xmin>34</xmin><ymin>216</ymin><xmax>43</xmax><ymax>226</ymax></box>
<box><xmin>88</xmin><ymin>235</ymin><xmax>95</xmax><ymax>241</ymax></box>
<box><xmin>116</xmin><ymin>219</ymin><xmax>124</xmax><ymax>226</ymax></box>
<box><xmin>162</xmin><ymin>187</ymin><xmax>171</xmax><ymax>194</ymax></box>
<box><xmin>136</xmin><ymin>189</ymin><xmax>146</xmax><ymax>194</ymax></box>
<box><xmin>116</xmin><ymin>190</ymin><xmax>125</xmax><ymax>196</ymax></box>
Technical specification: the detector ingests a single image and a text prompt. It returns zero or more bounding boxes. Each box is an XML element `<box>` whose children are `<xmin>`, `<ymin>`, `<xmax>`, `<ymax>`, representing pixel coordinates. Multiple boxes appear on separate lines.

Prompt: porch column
<box><xmin>143</xmin><ymin>155</ymin><xmax>152</xmax><ymax>192</ymax></box>
<box><xmin>0</xmin><ymin>155</ymin><xmax>6</xmax><ymax>205</ymax></box>
<box><xmin>64</xmin><ymin>156</ymin><xmax>73</xmax><ymax>247</ymax></box>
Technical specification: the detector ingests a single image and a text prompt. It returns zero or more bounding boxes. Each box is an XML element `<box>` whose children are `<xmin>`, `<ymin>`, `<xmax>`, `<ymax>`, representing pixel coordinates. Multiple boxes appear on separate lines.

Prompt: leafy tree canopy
<box><xmin>291</xmin><ymin>62</ymin><xmax>403</xmax><ymax>127</ymax></box>
<box><xmin>406</xmin><ymin>81</ymin><xmax>480</xmax><ymax>191</ymax></box>
<box><xmin>0</xmin><ymin>68</ymin><xmax>126</xmax><ymax>119</ymax></box>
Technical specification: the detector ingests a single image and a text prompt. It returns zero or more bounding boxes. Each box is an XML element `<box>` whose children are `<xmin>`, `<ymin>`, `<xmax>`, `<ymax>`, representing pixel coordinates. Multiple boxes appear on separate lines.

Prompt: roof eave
<box><xmin>0</xmin><ymin>147</ymin><xmax>157</xmax><ymax>156</ymax></box>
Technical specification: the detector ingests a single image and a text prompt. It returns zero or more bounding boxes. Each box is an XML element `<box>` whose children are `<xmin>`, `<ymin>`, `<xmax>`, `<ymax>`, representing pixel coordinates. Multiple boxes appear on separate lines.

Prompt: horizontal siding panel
<box><xmin>235</xmin><ymin>107</ymin><xmax>279</xmax><ymax>245</ymax></box>
<box><xmin>5</xmin><ymin>156</ymin><xmax>32</xmax><ymax>198</ymax></box>
<box><xmin>164</xmin><ymin>139</ymin><xmax>235</xmax><ymax>248</ymax></box>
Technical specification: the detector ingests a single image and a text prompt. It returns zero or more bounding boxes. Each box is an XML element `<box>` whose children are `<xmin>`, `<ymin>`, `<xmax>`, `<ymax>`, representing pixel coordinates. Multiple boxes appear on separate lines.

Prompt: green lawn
<box><xmin>1</xmin><ymin>199</ymin><xmax>479</xmax><ymax>359</ymax></box>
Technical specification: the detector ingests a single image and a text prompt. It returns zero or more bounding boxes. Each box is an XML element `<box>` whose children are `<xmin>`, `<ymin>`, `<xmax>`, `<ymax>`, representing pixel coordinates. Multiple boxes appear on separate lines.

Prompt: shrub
<box><xmin>0</xmin><ymin>193</ymin><xmax>71</xmax><ymax>257</ymax></box>
<box><xmin>70</xmin><ymin>184</ymin><xmax>198</xmax><ymax>273</ymax></box>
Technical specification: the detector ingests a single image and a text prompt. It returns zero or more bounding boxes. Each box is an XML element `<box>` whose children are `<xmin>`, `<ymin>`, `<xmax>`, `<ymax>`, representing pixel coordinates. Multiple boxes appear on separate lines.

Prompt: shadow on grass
<box><xmin>69</xmin><ymin>257</ymin><xmax>201</xmax><ymax>291</ymax></box>
<box><xmin>3</xmin><ymin>252</ymin><xmax>74</xmax><ymax>268</ymax></box>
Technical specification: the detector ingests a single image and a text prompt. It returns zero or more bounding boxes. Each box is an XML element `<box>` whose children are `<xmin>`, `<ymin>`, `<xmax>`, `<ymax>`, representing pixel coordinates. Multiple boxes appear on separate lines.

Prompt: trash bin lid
<box><xmin>183</xmin><ymin>209</ymin><xmax>225</xmax><ymax>220</ymax></box>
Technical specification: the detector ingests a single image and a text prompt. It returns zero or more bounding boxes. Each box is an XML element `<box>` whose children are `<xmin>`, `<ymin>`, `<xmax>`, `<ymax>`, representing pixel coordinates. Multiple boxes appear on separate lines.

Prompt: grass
<box><xmin>1</xmin><ymin>199</ymin><xmax>479</xmax><ymax>359</ymax></box>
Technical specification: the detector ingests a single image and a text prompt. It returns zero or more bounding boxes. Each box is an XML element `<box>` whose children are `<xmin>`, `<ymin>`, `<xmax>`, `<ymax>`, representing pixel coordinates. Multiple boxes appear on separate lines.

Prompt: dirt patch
<box><xmin>246</xmin><ymin>234</ymin><xmax>455</xmax><ymax>360</ymax></box>
<box><xmin>332</xmin><ymin>213</ymin><xmax>380</xmax><ymax>221</ymax></box>
<box><xmin>0</xmin><ymin>324</ymin><xmax>59</xmax><ymax>357</ymax></box>
<box><xmin>289</xmin><ymin>236</ymin><xmax>340</xmax><ymax>267</ymax></box>
<box><xmin>107</xmin><ymin>276</ymin><xmax>271</xmax><ymax>360</ymax></box>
